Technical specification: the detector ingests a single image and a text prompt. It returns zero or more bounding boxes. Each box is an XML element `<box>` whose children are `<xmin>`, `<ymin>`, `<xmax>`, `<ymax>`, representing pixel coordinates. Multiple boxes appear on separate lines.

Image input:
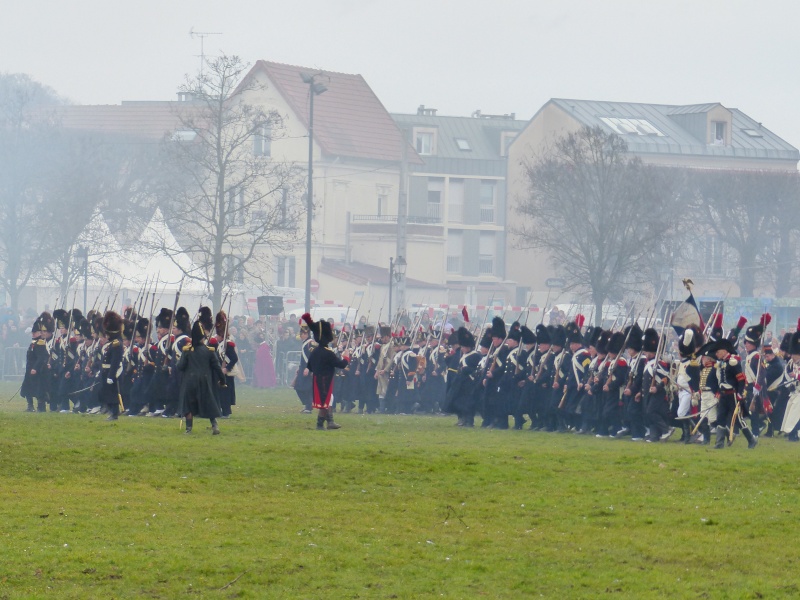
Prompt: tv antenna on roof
<box><xmin>189</xmin><ymin>28</ymin><xmax>222</xmax><ymax>75</ymax></box>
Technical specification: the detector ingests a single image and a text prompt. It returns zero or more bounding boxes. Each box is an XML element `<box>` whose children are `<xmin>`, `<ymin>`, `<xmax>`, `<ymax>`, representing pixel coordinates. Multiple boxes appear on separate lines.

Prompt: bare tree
<box><xmin>514</xmin><ymin>126</ymin><xmax>680</xmax><ymax>322</ymax></box>
<box><xmin>687</xmin><ymin>169</ymin><xmax>800</xmax><ymax>297</ymax></box>
<box><xmin>156</xmin><ymin>54</ymin><xmax>304</xmax><ymax>309</ymax></box>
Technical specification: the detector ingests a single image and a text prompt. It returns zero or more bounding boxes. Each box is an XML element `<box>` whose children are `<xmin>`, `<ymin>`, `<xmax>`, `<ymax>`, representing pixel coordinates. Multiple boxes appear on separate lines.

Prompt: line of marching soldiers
<box><xmin>19</xmin><ymin>306</ymin><xmax>239</xmax><ymax>421</ymax></box>
<box><xmin>292</xmin><ymin>313</ymin><xmax>800</xmax><ymax>448</ymax></box>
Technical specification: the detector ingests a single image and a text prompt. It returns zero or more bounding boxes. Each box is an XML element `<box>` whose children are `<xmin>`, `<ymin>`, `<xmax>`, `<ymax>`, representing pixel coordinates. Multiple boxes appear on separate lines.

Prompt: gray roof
<box><xmin>547</xmin><ymin>98</ymin><xmax>799</xmax><ymax>162</ymax></box>
<box><xmin>391</xmin><ymin>112</ymin><xmax>526</xmax><ymax>176</ymax></box>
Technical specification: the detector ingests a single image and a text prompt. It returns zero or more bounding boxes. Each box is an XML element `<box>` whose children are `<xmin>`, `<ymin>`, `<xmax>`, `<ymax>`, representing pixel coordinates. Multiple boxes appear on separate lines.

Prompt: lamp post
<box><xmin>76</xmin><ymin>245</ymin><xmax>88</xmax><ymax>313</ymax></box>
<box><xmin>388</xmin><ymin>255</ymin><xmax>407</xmax><ymax>323</ymax></box>
<box><xmin>300</xmin><ymin>72</ymin><xmax>327</xmax><ymax>313</ymax></box>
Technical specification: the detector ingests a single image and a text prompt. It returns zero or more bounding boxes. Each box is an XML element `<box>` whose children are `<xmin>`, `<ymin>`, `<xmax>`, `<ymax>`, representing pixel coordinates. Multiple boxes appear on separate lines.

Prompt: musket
<box><xmin>521</xmin><ymin>289</ymin><xmax>535</xmax><ymax>326</ymax></box>
<box><xmin>218</xmin><ymin>289</ymin><xmax>235</xmax><ymax>367</ymax></box>
<box><xmin>62</xmin><ymin>289</ymin><xmax>79</xmax><ymax>368</ymax></box>
<box><xmin>162</xmin><ymin>277</ymin><xmax>185</xmax><ymax>372</ymax></box>
<box><xmin>475</xmin><ymin>293</ymin><xmax>496</xmax><ymax>337</ymax></box>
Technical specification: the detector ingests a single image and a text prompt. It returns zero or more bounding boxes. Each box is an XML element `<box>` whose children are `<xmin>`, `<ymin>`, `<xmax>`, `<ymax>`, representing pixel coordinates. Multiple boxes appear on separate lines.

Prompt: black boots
<box><xmin>715</xmin><ymin>426</ymin><xmax>728</xmax><ymax>449</ymax></box>
<box><xmin>185</xmin><ymin>415</ymin><xmax>193</xmax><ymax>434</ymax></box>
<box><xmin>742</xmin><ymin>427</ymin><xmax>758</xmax><ymax>449</ymax></box>
<box><xmin>326</xmin><ymin>409</ymin><xmax>341</xmax><ymax>430</ymax></box>
<box><xmin>316</xmin><ymin>408</ymin><xmax>341</xmax><ymax>430</ymax></box>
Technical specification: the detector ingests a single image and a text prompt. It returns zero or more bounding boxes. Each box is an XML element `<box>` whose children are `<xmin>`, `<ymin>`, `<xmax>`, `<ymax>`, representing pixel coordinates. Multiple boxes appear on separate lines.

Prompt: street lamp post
<box><xmin>300</xmin><ymin>72</ymin><xmax>327</xmax><ymax>313</ymax></box>
<box><xmin>388</xmin><ymin>255</ymin><xmax>407</xmax><ymax>324</ymax></box>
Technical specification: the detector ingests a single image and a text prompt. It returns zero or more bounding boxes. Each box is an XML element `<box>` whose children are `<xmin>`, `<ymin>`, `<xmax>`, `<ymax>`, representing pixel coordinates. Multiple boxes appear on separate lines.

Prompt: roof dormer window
<box><xmin>455</xmin><ymin>138</ymin><xmax>471</xmax><ymax>151</ymax></box>
<box><xmin>712</xmin><ymin>121</ymin><xmax>726</xmax><ymax>145</ymax></box>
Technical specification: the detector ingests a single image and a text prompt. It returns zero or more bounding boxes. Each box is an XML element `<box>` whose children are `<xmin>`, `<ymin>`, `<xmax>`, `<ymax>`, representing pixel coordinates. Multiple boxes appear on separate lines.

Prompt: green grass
<box><xmin>1</xmin><ymin>382</ymin><xmax>799</xmax><ymax>599</ymax></box>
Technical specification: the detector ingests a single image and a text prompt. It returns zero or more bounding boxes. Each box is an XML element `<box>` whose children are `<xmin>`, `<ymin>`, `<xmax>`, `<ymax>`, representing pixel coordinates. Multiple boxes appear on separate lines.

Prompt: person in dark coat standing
<box><xmin>213</xmin><ymin>309</ymin><xmax>238</xmax><ymax>418</ymax></box>
<box><xmin>99</xmin><ymin>311</ymin><xmax>124</xmax><ymax>421</ymax></box>
<box><xmin>301</xmin><ymin>313</ymin><xmax>350</xmax><ymax>430</ymax></box>
<box><xmin>177</xmin><ymin>320</ymin><xmax>225</xmax><ymax>435</ymax></box>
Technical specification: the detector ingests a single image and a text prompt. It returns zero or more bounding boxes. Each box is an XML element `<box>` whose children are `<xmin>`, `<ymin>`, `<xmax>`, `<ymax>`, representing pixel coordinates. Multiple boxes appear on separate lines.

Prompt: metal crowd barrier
<box><xmin>2</xmin><ymin>346</ymin><xmax>27</xmax><ymax>381</ymax></box>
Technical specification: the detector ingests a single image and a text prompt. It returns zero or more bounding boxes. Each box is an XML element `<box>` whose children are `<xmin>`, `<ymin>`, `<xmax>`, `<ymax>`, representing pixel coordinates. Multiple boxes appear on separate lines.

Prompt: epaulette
<box><xmin>184</xmin><ymin>343</ymin><xmax>193</xmax><ymax>351</ymax></box>
<box><xmin>36</xmin><ymin>339</ymin><xmax>46</xmax><ymax>346</ymax></box>
<box><xmin>112</xmin><ymin>339</ymin><xmax>121</xmax><ymax>347</ymax></box>
<box><xmin>617</xmin><ymin>358</ymin><xmax>627</xmax><ymax>367</ymax></box>
<box><xmin>150</xmin><ymin>344</ymin><xmax>158</xmax><ymax>352</ymax></box>
<box><xmin>728</xmin><ymin>357</ymin><xmax>739</xmax><ymax>367</ymax></box>
<box><xmin>227</xmin><ymin>341</ymin><xmax>236</xmax><ymax>348</ymax></box>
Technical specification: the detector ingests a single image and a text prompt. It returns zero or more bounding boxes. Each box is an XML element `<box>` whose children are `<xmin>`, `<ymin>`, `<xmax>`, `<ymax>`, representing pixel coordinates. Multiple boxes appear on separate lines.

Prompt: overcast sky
<box><xmin>3</xmin><ymin>0</ymin><xmax>800</xmax><ymax>148</ymax></box>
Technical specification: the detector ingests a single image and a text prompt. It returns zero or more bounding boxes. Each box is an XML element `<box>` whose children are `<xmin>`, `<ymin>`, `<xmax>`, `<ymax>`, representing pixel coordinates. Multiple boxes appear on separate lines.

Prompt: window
<box><xmin>448</xmin><ymin>179</ymin><xmax>464</xmax><ymax>223</ymax></box>
<box><xmin>279</xmin><ymin>188</ymin><xmax>289</xmax><ymax>226</ymax></box>
<box><xmin>254</xmin><ymin>123</ymin><xmax>271</xmax><ymax>156</ymax></box>
<box><xmin>377</xmin><ymin>185</ymin><xmax>390</xmax><ymax>217</ymax></box>
<box><xmin>227</xmin><ymin>188</ymin><xmax>245</xmax><ymax>227</ymax></box>
<box><xmin>447</xmin><ymin>231</ymin><xmax>462</xmax><ymax>273</ymax></box>
<box><xmin>703</xmin><ymin>236</ymin><xmax>724</xmax><ymax>276</ymax></box>
<box><xmin>600</xmin><ymin>117</ymin><xmax>665</xmax><ymax>137</ymax></box>
<box><xmin>742</xmin><ymin>128</ymin><xmax>763</xmax><ymax>138</ymax></box>
<box><xmin>479</xmin><ymin>232</ymin><xmax>495</xmax><ymax>276</ymax></box>
<box><xmin>414</xmin><ymin>128</ymin><xmax>436</xmax><ymax>155</ymax></box>
<box><xmin>276</xmin><ymin>256</ymin><xmax>296</xmax><ymax>287</ymax></box>
<box><xmin>480</xmin><ymin>181</ymin><xmax>495</xmax><ymax>223</ymax></box>
<box><xmin>427</xmin><ymin>178</ymin><xmax>443</xmax><ymax>220</ymax></box>
<box><xmin>712</xmin><ymin>121</ymin><xmax>726</xmax><ymax>145</ymax></box>
<box><xmin>455</xmin><ymin>138</ymin><xmax>471</xmax><ymax>151</ymax></box>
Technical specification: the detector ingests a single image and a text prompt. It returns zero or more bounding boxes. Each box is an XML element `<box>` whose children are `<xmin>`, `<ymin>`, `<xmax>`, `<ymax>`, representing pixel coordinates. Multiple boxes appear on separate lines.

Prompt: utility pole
<box><xmin>395</xmin><ymin>128</ymin><xmax>409</xmax><ymax>317</ymax></box>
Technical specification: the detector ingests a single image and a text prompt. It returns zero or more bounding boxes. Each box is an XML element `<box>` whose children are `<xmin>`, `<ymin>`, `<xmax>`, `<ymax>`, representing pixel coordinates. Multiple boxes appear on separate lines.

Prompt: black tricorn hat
<box><xmin>535</xmin><ymin>324</ymin><xmax>550</xmax><ymax>345</ymax></box>
<box><xmin>710</xmin><ymin>338</ymin><xmax>737</xmax><ymax>356</ymax></box>
<box><xmin>198</xmin><ymin>306</ymin><xmax>214</xmax><ymax>334</ymax></box>
<box><xmin>490</xmin><ymin>317</ymin><xmax>506</xmax><ymax>339</ymax></box>
<box><xmin>607</xmin><ymin>331</ymin><xmax>626</xmax><ymax>355</ymax></box>
<box><xmin>550</xmin><ymin>325</ymin><xmax>566</xmax><ymax>348</ymax></box>
<box><xmin>191</xmin><ymin>320</ymin><xmax>206</xmax><ymax>347</ymax></box>
<box><xmin>103</xmin><ymin>311</ymin><xmax>123</xmax><ymax>339</ymax></box>
<box><xmin>155</xmin><ymin>308</ymin><xmax>173</xmax><ymax>330</ymax></box>
<box><xmin>744</xmin><ymin>314</ymin><xmax>771</xmax><ymax>346</ymax></box>
<box><xmin>697</xmin><ymin>341</ymin><xmax>716</xmax><ymax>359</ymax></box>
<box><xmin>302</xmin><ymin>313</ymin><xmax>333</xmax><ymax>346</ymax></box>
<box><xmin>520</xmin><ymin>325</ymin><xmax>536</xmax><ymax>345</ymax></box>
<box><xmin>642</xmin><ymin>328</ymin><xmax>660</xmax><ymax>353</ymax></box>
<box><xmin>624</xmin><ymin>324</ymin><xmax>643</xmax><ymax>352</ymax></box>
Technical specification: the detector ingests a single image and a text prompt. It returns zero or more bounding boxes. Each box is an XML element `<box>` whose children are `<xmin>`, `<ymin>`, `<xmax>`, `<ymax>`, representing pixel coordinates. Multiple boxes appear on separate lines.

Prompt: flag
<box><xmin>462</xmin><ymin>306</ymin><xmax>469</xmax><ymax>323</ymax></box>
<box><xmin>670</xmin><ymin>292</ymin><xmax>704</xmax><ymax>335</ymax></box>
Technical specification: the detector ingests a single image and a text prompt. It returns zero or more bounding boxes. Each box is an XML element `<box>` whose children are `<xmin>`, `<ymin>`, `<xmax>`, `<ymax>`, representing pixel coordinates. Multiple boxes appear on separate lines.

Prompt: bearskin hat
<box><xmin>550</xmin><ymin>325</ymin><xmax>567</xmax><ymax>348</ymax></box>
<box><xmin>678</xmin><ymin>326</ymin><xmax>701</xmax><ymax>358</ymax></box>
<box><xmin>191</xmin><ymin>320</ymin><xmax>206</xmax><ymax>347</ymax></box>
<box><xmin>122</xmin><ymin>319</ymin><xmax>135</xmax><ymax>341</ymax></box>
<box><xmin>535</xmin><ymin>323</ymin><xmax>551</xmax><ymax>345</ymax></box>
<box><xmin>596</xmin><ymin>330</ymin><xmax>612</xmax><ymax>354</ymax></box>
<box><xmin>642</xmin><ymin>327</ymin><xmax>661</xmax><ymax>353</ymax></box>
<box><xmin>78</xmin><ymin>318</ymin><xmax>92</xmax><ymax>339</ymax></box>
<box><xmin>379</xmin><ymin>325</ymin><xmax>392</xmax><ymax>338</ymax></box>
<box><xmin>479</xmin><ymin>330</ymin><xmax>492</xmax><ymax>349</ymax></box>
<box><xmin>565</xmin><ymin>322</ymin><xmax>583</xmax><ymax>346</ymax></box>
<box><xmin>37</xmin><ymin>311</ymin><xmax>54</xmax><ymax>333</ymax></box>
<box><xmin>174</xmin><ymin>307</ymin><xmax>190</xmax><ymax>333</ymax></box>
<box><xmin>103</xmin><ymin>311</ymin><xmax>123</xmax><ymax>339</ymax></box>
<box><xmin>70</xmin><ymin>309</ymin><xmax>83</xmax><ymax>328</ymax></box>
<box><xmin>508</xmin><ymin>327</ymin><xmax>522</xmax><ymax>343</ymax></box>
<box><xmin>447</xmin><ymin>330</ymin><xmax>460</xmax><ymax>346</ymax></box>
<box><xmin>520</xmin><ymin>325</ymin><xmax>536</xmax><ymax>345</ymax></box>
<box><xmin>744</xmin><ymin>313</ymin><xmax>770</xmax><ymax>346</ymax></box>
<box><xmin>53</xmin><ymin>309</ymin><xmax>69</xmax><ymax>330</ymax></box>
<box><xmin>791</xmin><ymin>319</ymin><xmax>800</xmax><ymax>356</ymax></box>
<box><xmin>607</xmin><ymin>331</ymin><xmax>626</xmax><ymax>355</ymax></box>
<box><xmin>135</xmin><ymin>318</ymin><xmax>149</xmax><ymax>339</ymax></box>
<box><xmin>728</xmin><ymin>315</ymin><xmax>748</xmax><ymax>344</ymax></box>
<box><xmin>155</xmin><ymin>308</ymin><xmax>173</xmax><ymax>330</ymax></box>
<box><xmin>92</xmin><ymin>314</ymin><xmax>103</xmax><ymax>337</ymax></box>
<box><xmin>707</xmin><ymin>313</ymin><xmax>724</xmax><ymax>343</ymax></box>
<box><xmin>624</xmin><ymin>324</ymin><xmax>643</xmax><ymax>352</ymax></box>
<box><xmin>301</xmin><ymin>312</ymin><xmax>333</xmax><ymax>346</ymax></box>
<box><xmin>490</xmin><ymin>317</ymin><xmax>506</xmax><ymax>340</ymax></box>
<box><xmin>457</xmin><ymin>326</ymin><xmax>473</xmax><ymax>348</ymax></box>
<box><xmin>364</xmin><ymin>326</ymin><xmax>375</xmax><ymax>339</ymax></box>
<box><xmin>215</xmin><ymin>310</ymin><xmax>228</xmax><ymax>337</ymax></box>
<box><xmin>198</xmin><ymin>306</ymin><xmax>214</xmax><ymax>334</ymax></box>
<box><xmin>123</xmin><ymin>306</ymin><xmax>136</xmax><ymax>321</ymax></box>
<box><xmin>586</xmin><ymin>326</ymin><xmax>602</xmax><ymax>349</ymax></box>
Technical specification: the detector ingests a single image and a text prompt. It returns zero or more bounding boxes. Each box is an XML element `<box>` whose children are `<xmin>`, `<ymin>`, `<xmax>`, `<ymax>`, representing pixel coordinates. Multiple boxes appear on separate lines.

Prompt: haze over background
<box><xmin>2</xmin><ymin>0</ymin><xmax>799</xmax><ymax>147</ymax></box>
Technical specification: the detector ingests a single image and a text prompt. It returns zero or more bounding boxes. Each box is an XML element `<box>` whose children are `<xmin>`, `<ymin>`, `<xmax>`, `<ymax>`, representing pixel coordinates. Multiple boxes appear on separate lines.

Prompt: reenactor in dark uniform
<box><xmin>56</xmin><ymin>309</ymin><xmax>83</xmax><ymax>413</ymax></box>
<box><xmin>99</xmin><ymin>311</ymin><xmax>124</xmax><ymax>421</ymax></box>
<box><xmin>512</xmin><ymin>325</ymin><xmax>536</xmax><ymax>429</ymax></box>
<box><xmin>561</xmin><ymin>319</ymin><xmax>589</xmax><ymax>433</ymax></box>
<box><xmin>446</xmin><ymin>327</ymin><xmax>481</xmax><ymax>426</ymax></box>
<box><xmin>145</xmin><ymin>308</ymin><xmax>173</xmax><ymax>416</ymax></box>
<box><xmin>393</xmin><ymin>337</ymin><xmax>419</xmax><ymax>414</ymax></box>
<box><xmin>674</xmin><ymin>327</ymin><xmax>702</xmax><ymax>443</ymax></box>
<box><xmin>163</xmin><ymin>307</ymin><xmax>191</xmax><ymax>418</ymax></box>
<box><xmin>20</xmin><ymin>322</ymin><xmax>42</xmax><ymax>412</ymax></box>
<box><xmin>758</xmin><ymin>339</ymin><xmax>786</xmax><ymax>438</ymax></box>
<box><xmin>643</xmin><ymin>330</ymin><xmax>672</xmax><ymax>443</ymax></box>
<box><xmin>481</xmin><ymin>317</ymin><xmax>508</xmax><ymax>428</ymax></box>
<box><xmin>360</xmin><ymin>326</ymin><xmax>379</xmax><ymax>414</ymax></box>
<box><xmin>125</xmin><ymin>318</ymin><xmax>150</xmax><ymax>417</ymax></box>
<box><xmin>30</xmin><ymin>313</ymin><xmax>54</xmax><ymax>412</ymax></box>
<box><xmin>419</xmin><ymin>334</ymin><xmax>446</xmax><ymax>413</ymax></box>
<box><xmin>712</xmin><ymin>337</ymin><xmax>757</xmax><ymax>449</ymax></box>
<box><xmin>616</xmin><ymin>324</ymin><xmax>643</xmax><ymax>438</ymax></box>
<box><xmin>576</xmin><ymin>327</ymin><xmax>604</xmax><ymax>434</ymax></box>
<box><xmin>529</xmin><ymin>324</ymin><xmax>552</xmax><ymax>430</ymax></box>
<box><xmin>780</xmin><ymin>326</ymin><xmax>800</xmax><ymax>440</ymax></box>
<box><xmin>214</xmin><ymin>309</ymin><xmax>239</xmax><ymax>418</ymax></box>
<box><xmin>49</xmin><ymin>309</ymin><xmax>70</xmax><ymax>412</ymax></box>
<box><xmin>547</xmin><ymin>325</ymin><xmax>568</xmax><ymax>432</ymax></box>
<box><xmin>495</xmin><ymin>325</ymin><xmax>522</xmax><ymax>429</ymax></box>
<box><xmin>292</xmin><ymin>324</ymin><xmax>314</xmax><ymax>413</ymax></box>
<box><xmin>598</xmin><ymin>331</ymin><xmax>627</xmax><ymax>437</ymax></box>
<box><xmin>119</xmin><ymin>319</ymin><xmax>137</xmax><ymax>412</ymax></box>
<box><xmin>742</xmin><ymin>314</ymin><xmax>770</xmax><ymax>437</ymax></box>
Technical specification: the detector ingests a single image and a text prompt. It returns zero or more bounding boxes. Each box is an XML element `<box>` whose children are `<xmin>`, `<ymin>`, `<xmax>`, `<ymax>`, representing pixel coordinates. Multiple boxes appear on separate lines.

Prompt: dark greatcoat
<box><xmin>307</xmin><ymin>346</ymin><xmax>349</xmax><ymax>409</ymax></box>
<box><xmin>176</xmin><ymin>344</ymin><xmax>224</xmax><ymax>419</ymax></box>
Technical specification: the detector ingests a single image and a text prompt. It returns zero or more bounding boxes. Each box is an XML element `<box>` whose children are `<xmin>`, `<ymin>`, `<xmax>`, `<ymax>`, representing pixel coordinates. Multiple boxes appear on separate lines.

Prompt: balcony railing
<box><xmin>448</xmin><ymin>204</ymin><xmax>463</xmax><ymax>223</ymax></box>
<box><xmin>480</xmin><ymin>206</ymin><xmax>495</xmax><ymax>223</ymax></box>
<box><xmin>427</xmin><ymin>202</ymin><xmax>441</xmax><ymax>219</ymax></box>
<box><xmin>446</xmin><ymin>256</ymin><xmax>461</xmax><ymax>273</ymax></box>
<box><xmin>352</xmin><ymin>214</ymin><xmax>441</xmax><ymax>224</ymax></box>
<box><xmin>479</xmin><ymin>256</ymin><xmax>494</xmax><ymax>275</ymax></box>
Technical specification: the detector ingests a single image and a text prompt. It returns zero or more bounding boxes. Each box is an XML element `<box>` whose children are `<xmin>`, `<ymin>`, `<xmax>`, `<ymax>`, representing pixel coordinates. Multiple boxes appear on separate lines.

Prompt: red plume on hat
<box><xmin>736</xmin><ymin>316</ymin><xmax>748</xmax><ymax>330</ymax></box>
<box><xmin>575</xmin><ymin>314</ymin><xmax>585</xmax><ymax>328</ymax></box>
<box><xmin>760</xmin><ymin>313</ymin><xmax>772</xmax><ymax>327</ymax></box>
<box><xmin>301</xmin><ymin>313</ymin><xmax>313</xmax><ymax>327</ymax></box>
<box><xmin>714</xmin><ymin>313</ymin><xmax>724</xmax><ymax>329</ymax></box>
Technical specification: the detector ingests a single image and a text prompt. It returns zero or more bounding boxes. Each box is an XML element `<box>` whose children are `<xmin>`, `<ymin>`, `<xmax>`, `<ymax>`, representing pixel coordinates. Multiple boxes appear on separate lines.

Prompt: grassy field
<box><xmin>1</xmin><ymin>382</ymin><xmax>799</xmax><ymax>599</ymax></box>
